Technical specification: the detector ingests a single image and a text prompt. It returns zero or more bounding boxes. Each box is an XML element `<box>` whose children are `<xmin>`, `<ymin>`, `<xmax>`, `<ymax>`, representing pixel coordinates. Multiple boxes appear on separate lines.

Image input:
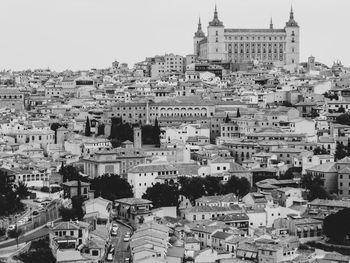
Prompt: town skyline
<box><xmin>0</xmin><ymin>0</ymin><xmax>349</xmax><ymax>71</ymax></box>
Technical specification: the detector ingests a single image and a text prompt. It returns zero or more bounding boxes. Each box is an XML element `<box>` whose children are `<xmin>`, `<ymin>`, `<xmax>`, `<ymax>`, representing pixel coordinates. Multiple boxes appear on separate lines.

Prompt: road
<box><xmin>108</xmin><ymin>222</ymin><xmax>131</xmax><ymax>263</ymax></box>
<box><xmin>0</xmin><ymin>226</ymin><xmax>49</xmax><ymax>249</ymax></box>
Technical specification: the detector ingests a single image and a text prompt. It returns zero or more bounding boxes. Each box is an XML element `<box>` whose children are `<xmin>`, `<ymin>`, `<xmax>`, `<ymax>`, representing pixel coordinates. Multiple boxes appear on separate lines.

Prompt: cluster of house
<box><xmin>45</xmin><ymin>176</ymin><xmax>350</xmax><ymax>263</ymax></box>
<box><xmin>1</xmin><ymin>52</ymin><xmax>350</xmax><ymax>262</ymax></box>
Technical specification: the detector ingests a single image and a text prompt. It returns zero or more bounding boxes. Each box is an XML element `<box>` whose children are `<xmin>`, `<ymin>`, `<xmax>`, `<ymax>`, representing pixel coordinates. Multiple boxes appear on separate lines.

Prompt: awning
<box><xmin>252</xmin><ymin>253</ymin><xmax>257</xmax><ymax>259</ymax></box>
<box><xmin>310</xmin><ymin>226</ymin><xmax>315</xmax><ymax>230</ymax></box>
<box><xmin>304</xmin><ymin>227</ymin><xmax>308</xmax><ymax>231</ymax></box>
<box><xmin>297</xmin><ymin>228</ymin><xmax>301</xmax><ymax>232</ymax></box>
<box><xmin>317</xmin><ymin>224</ymin><xmax>322</xmax><ymax>229</ymax></box>
<box><xmin>245</xmin><ymin>252</ymin><xmax>253</xmax><ymax>258</ymax></box>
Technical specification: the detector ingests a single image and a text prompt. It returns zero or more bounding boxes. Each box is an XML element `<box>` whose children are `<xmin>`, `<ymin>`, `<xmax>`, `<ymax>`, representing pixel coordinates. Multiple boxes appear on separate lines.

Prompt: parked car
<box><xmin>111</xmin><ymin>229</ymin><xmax>118</xmax><ymax>236</ymax></box>
<box><xmin>7</xmin><ymin>225</ymin><xmax>15</xmax><ymax>231</ymax></box>
<box><xmin>106</xmin><ymin>252</ymin><xmax>113</xmax><ymax>261</ymax></box>
<box><xmin>32</xmin><ymin>210</ymin><xmax>39</xmax><ymax>216</ymax></box>
<box><xmin>123</xmin><ymin>234</ymin><xmax>130</xmax><ymax>242</ymax></box>
<box><xmin>124</xmin><ymin>258</ymin><xmax>130</xmax><ymax>263</ymax></box>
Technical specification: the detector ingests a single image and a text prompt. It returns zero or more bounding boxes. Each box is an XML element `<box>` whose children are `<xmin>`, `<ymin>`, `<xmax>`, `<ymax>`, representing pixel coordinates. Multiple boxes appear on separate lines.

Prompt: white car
<box><xmin>112</xmin><ymin>223</ymin><xmax>119</xmax><ymax>232</ymax></box>
<box><xmin>124</xmin><ymin>258</ymin><xmax>130</xmax><ymax>263</ymax></box>
<box><xmin>7</xmin><ymin>225</ymin><xmax>15</xmax><ymax>231</ymax></box>
<box><xmin>111</xmin><ymin>229</ymin><xmax>118</xmax><ymax>236</ymax></box>
<box><xmin>106</xmin><ymin>252</ymin><xmax>113</xmax><ymax>261</ymax></box>
<box><xmin>123</xmin><ymin>234</ymin><xmax>130</xmax><ymax>242</ymax></box>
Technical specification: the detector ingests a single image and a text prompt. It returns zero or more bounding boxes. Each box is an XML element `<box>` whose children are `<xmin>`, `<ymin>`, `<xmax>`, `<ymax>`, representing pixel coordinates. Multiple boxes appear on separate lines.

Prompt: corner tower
<box><xmin>207</xmin><ymin>5</ymin><xmax>225</xmax><ymax>61</ymax></box>
<box><xmin>285</xmin><ymin>6</ymin><xmax>300</xmax><ymax>66</ymax></box>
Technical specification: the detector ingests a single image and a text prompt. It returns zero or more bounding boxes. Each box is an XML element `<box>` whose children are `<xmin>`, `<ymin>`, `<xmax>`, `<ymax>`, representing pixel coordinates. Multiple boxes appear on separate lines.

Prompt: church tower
<box><xmin>207</xmin><ymin>5</ymin><xmax>225</xmax><ymax>61</ymax></box>
<box><xmin>193</xmin><ymin>17</ymin><xmax>205</xmax><ymax>57</ymax></box>
<box><xmin>285</xmin><ymin>6</ymin><xmax>300</xmax><ymax>67</ymax></box>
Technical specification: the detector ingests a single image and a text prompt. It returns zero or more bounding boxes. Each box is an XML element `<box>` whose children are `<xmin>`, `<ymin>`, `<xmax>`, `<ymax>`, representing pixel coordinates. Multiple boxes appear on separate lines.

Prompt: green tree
<box><xmin>85</xmin><ymin>117</ymin><xmax>91</xmax><ymax>136</ymax></box>
<box><xmin>142</xmin><ymin>183</ymin><xmax>179</xmax><ymax>209</ymax></box>
<box><xmin>223</xmin><ymin>176</ymin><xmax>251</xmax><ymax>198</ymax></box>
<box><xmin>90</xmin><ymin>174</ymin><xmax>133</xmax><ymax>201</ymax></box>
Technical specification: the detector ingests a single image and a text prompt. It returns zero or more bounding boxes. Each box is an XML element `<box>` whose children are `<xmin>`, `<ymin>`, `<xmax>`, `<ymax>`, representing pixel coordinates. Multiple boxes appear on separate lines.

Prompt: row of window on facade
<box><xmin>224</xmin><ymin>35</ymin><xmax>287</xmax><ymax>41</ymax></box>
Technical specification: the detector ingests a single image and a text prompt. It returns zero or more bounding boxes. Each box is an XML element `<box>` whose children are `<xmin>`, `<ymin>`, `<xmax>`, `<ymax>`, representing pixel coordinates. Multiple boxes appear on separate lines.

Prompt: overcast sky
<box><xmin>0</xmin><ymin>0</ymin><xmax>349</xmax><ymax>71</ymax></box>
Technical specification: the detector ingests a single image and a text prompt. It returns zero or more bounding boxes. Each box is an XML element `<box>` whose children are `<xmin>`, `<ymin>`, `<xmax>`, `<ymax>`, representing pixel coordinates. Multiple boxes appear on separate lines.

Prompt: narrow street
<box><xmin>108</xmin><ymin>222</ymin><xmax>131</xmax><ymax>263</ymax></box>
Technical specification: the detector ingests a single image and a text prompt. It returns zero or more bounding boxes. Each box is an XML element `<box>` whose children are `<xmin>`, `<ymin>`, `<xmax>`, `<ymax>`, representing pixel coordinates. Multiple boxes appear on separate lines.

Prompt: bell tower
<box><xmin>193</xmin><ymin>17</ymin><xmax>205</xmax><ymax>57</ymax></box>
<box><xmin>207</xmin><ymin>5</ymin><xmax>225</xmax><ymax>61</ymax></box>
<box><xmin>285</xmin><ymin>6</ymin><xmax>300</xmax><ymax>66</ymax></box>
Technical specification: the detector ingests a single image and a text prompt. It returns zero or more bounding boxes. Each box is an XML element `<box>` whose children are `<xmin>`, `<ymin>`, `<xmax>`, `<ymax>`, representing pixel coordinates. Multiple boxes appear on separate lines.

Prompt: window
<box><xmin>92</xmin><ymin>250</ymin><xmax>99</xmax><ymax>256</ymax></box>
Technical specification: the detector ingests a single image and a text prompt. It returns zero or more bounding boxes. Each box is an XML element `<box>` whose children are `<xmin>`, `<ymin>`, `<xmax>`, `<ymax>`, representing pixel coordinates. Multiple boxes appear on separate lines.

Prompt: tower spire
<box><xmin>290</xmin><ymin>5</ymin><xmax>294</xmax><ymax>20</ymax></box>
<box><xmin>214</xmin><ymin>4</ymin><xmax>218</xmax><ymax>19</ymax></box>
<box><xmin>198</xmin><ymin>16</ymin><xmax>202</xmax><ymax>30</ymax></box>
<box><xmin>270</xmin><ymin>17</ymin><xmax>273</xmax><ymax>29</ymax></box>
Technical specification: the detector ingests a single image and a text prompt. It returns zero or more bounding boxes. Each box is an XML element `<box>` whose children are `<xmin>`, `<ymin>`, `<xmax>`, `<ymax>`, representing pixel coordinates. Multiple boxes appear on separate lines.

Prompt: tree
<box><xmin>15</xmin><ymin>237</ymin><xmax>56</xmax><ymax>263</ymax></box>
<box><xmin>154</xmin><ymin>118</ymin><xmax>161</xmax><ymax>147</ymax></box>
<box><xmin>59</xmin><ymin>165</ymin><xmax>85</xmax><ymax>182</ymax></box>
<box><xmin>59</xmin><ymin>207</ymin><xmax>77</xmax><ymax>221</ymax></box>
<box><xmin>0</xmin><ymin>170</ymin><xmax>25</xmax><ymax>216</ymax></box>
<box><xmin>338</xmin><ymin>105</ymin><xmax>346</xmax><ymax>113</ymax></box>
<box><xmin>335</xmin><ymin>142</ymin><xmax>348</xmax><ymax>161</ymax></box>
<box><xmin>323</xmin><ymin>91</ymin><xmax>338</xmax><ymax>101</ymax></box>
<box><xmin>335</xmin><ymin>113</ymin><xmax>350</xmax><ymax>126</ymax></box>
<box><xmin>225</xmin><ymin>114</ymin><xmax>231</xmax><ymax>123</ymax></box>
<box><xmin>236</xmin><ymin>108</ymin><xmax>241</xmax><ymax>118</ymax></box>
<box><xmin>109</xmin><ymin>117</ymin><xmax>134</xmax><ymax>147</ymax></box>
<box><xmin>142</xmin><ymin>183</ymin><xmax>179</xmax><ymax>209</ymax></box>
<box><xmin>15</xmin><ymin>181</ymin><xmax>30</xmax><ymax>199</ymax></box>
<box><xmin>323</xmin><ymin>208</ymin><xmax>350</xmax><ymax>244</ymax></box>
<box><xmin>203</xmin><ymin>176</ymin><xmax>223</xmax><ymax>196</ymax></box>
<box><xmin>313</xmin><ymin>146</ymin><xmax>329</xmax><ymax>155</ymax></box>
<box><xmin>59</xmin><ymin>196</ymin><xmax>85</xmax><ymax>221</ymax></box>
<box><xmin>301</xmin><ymin>174</ymin><xmax>329</xmax><ymax>201</ymax></box>
<box><xmin>281</xmin><ymin>167</ymin><xmax>302</xmax><ymax>180</ymax></box>
<box><xmin>178</xmin><ymin>177</ymin><xmax>207</xmax><ymax>204</ymax></box>
<box><xmin>71</xmin><ymin>195</ymin><xmax>85</xmax><ymax>220</ymax></box>
<box><xmin>85</xmin><ymin>117</ymin><xmax>91</xmax><ymax>136</ymax></box>
<box><xmin>90</xmin><ymin>174</ymin><xmax>133</xmax><ymax>201</ymax></box>
<box><xmin>223</xmin><ymin>176</ymin><xmax>251</xmax><ymax>198</ymax></box>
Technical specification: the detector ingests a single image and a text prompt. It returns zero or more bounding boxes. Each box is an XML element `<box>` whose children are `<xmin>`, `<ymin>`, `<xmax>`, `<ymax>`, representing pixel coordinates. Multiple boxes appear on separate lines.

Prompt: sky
<box><xmin>0</xmin><ymin>0</ymin><xmax>349</xmax><ymax>71</ymax></box>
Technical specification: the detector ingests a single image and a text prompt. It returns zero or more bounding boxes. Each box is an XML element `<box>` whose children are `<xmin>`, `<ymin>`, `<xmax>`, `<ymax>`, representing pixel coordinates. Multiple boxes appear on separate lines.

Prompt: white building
<box><xmin>161</xmin><ymin>123</ymin><xmax>210</xmax><ymax>144</ymax></box>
